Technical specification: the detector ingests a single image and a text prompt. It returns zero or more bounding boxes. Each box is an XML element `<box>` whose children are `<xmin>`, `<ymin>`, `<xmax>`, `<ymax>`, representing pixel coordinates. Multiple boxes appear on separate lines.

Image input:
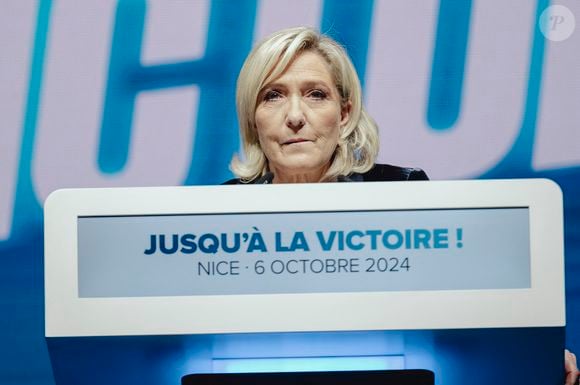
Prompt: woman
<box><xmin>225</xmin><ymin>26</ymin><xmax>426</xmax><ymax>184</ymax></box>
<box><xmin>225</xmin><ymin>26</ymin><xmax>579</xmax><ymax>385</ymax></box>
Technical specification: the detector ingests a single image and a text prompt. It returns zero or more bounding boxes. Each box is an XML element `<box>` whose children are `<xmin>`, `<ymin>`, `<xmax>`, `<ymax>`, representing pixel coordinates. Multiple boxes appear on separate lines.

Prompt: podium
<box><xmin>44</xmin><ymin>179</ymin><xmax>566</xmax><ymax>385</ymax></box>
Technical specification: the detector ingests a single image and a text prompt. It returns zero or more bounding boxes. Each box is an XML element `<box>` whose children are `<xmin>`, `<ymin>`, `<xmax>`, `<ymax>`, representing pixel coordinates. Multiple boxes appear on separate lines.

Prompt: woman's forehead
<box><xmin>262</xmin><ymin>51</ymin><xmax>336</xmax><ymax>89</ymax></box>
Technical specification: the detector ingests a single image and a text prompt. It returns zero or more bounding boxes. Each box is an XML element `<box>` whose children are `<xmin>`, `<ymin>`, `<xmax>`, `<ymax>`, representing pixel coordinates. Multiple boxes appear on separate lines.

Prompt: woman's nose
<box><xmin>285</xmin><ymin>96</ymin><xmax>305</xmax><ymax>130</ymax></box>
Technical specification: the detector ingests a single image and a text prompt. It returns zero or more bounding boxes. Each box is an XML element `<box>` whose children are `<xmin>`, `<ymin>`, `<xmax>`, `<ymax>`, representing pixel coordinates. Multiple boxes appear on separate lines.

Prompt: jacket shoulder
<box><xmin>222</xmin><ymin>178</ymin><xmax>242</xmax><ymax>185</ymax></box>
<box><xmin>360</xmin><ymin>164</ymin><xmax>429</xmax><ymax>181</ymax></box>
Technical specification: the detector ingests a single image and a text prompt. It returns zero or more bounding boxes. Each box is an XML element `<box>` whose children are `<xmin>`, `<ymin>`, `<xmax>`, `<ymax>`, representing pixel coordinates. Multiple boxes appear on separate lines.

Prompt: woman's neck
<box><xmin>271</xmin><ymin>166</ymin><xmax>331</xmax><ymax>184</ymax></box>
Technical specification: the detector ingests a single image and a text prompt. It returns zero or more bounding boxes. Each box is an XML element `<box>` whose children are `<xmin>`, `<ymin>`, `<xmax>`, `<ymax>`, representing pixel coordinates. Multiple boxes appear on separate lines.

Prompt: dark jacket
<box><xmin>223</xmin><ymin>164</ymin><xmax>428</xmax><ymax>184</ymax></box>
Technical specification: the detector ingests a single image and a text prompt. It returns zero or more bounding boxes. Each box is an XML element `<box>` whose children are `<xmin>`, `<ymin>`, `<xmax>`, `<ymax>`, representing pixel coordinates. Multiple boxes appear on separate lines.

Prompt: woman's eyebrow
<box><xmin>264</xmin><ymin>79</ymin><xmax>333</xmax><ymax>90</ymax></box>
<box><xmin>261</xmin><ymin>82</ymin><xmax>285</xmax><ymax>90</ymax></box>
<box><xmin>299</xmin><ymin>80</ymin><xmax>332</xmax><ymax>88</ymax></box>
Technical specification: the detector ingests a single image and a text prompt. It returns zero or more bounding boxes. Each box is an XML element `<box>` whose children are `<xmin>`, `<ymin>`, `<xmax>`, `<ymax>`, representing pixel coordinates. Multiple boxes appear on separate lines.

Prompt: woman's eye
<box><xmin>309</xmin><ymin>90</ymin><xmax>327</xmax><ymax>100</ymax></box>
<box><xmin>263</xmin><ymin>90</ymin><xmax>282</xmax><ymax>101</ymax></box>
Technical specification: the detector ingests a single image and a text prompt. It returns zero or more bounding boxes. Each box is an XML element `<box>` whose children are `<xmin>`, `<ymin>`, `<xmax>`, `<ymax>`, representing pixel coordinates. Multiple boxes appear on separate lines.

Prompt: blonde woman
<box><xmin>226</xmin><ymin>27</ymin><xmax>426</xmax><ymax>184</ymax></box>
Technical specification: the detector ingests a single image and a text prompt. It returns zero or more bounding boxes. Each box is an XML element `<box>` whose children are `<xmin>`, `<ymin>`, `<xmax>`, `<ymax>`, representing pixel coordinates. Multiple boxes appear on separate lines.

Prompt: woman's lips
<box><xmin>283</xmin><ymin>138</ymin><xmax>310</xmax><ymax>145</ymax></box>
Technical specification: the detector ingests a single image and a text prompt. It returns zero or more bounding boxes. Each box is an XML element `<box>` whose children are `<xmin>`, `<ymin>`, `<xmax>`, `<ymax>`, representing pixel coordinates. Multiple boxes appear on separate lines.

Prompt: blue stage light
<box><xmin>212</xmin><ymin>355</ymin><xmax>405</xmax><ymax>373</ymax></box>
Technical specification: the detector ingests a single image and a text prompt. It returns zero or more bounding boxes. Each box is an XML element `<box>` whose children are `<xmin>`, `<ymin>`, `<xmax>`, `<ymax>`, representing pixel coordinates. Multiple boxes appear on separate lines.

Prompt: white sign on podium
<box><xmin>44</xmin><ymin>179</ymin><xmax>565</xmax><ymax>337</ymax></box>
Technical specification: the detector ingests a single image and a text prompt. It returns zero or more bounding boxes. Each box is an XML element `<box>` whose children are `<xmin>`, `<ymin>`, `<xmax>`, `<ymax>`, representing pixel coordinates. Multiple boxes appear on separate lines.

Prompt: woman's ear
<box><xmin>340</xmin><ymin>100</ymin><xmax>352</xmax><ymax>126</ymax></box>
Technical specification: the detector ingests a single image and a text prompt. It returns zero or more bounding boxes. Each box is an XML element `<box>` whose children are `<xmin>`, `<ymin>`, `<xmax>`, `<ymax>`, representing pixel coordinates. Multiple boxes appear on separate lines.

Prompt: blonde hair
<box><xmin>231</xmin><ymin>27</ymin><xmax>379</xmax><ymax>182</ymax></box>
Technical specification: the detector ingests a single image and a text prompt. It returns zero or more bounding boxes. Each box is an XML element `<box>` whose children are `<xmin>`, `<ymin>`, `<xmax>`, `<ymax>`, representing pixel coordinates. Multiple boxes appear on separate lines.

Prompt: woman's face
<box><xmin>254</xmin><ymin>51</ymin><xmax>350</xmax><ymax>182</ymax></box>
